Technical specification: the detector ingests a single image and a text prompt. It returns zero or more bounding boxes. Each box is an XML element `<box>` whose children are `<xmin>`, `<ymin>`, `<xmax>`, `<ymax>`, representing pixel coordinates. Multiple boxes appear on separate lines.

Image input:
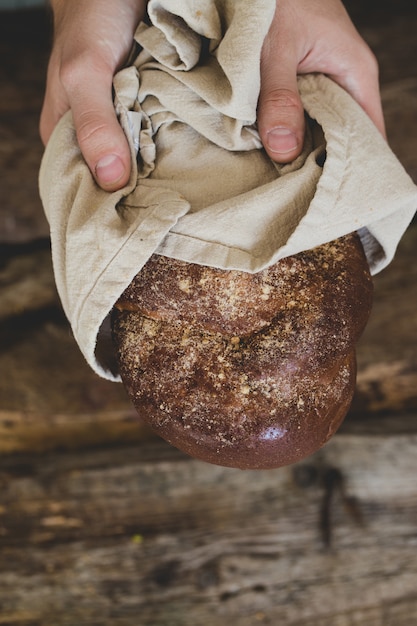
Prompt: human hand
<box><xmin>257</xmin><ymin>0</ymin><xmax>386</xmax><ymax>163</ymax></box>
<box><xmin>39</xmin><ymin>0</ymin><xmax>147</xmax><ymax>191</ymax></box>
<box><xmin>40</xmin><ymin>0</ymin><xmax>385</xmax><ymax>190</ymax></box>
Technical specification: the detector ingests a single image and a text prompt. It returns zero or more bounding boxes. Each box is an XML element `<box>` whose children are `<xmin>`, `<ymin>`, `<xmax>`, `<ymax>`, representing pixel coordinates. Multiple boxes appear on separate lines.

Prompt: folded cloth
<box><xmin>39</xmin><ymin>0</ymin><xmax>417</xmax><ymax>381</ymax></box>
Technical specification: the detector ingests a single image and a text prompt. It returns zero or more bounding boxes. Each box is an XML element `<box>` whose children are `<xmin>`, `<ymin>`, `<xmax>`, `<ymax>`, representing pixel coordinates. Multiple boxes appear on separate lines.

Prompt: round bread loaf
<box><xmin>112</xmin><ymin>233</ymin><xmax>372</xmax><ymax>469</ymax></box>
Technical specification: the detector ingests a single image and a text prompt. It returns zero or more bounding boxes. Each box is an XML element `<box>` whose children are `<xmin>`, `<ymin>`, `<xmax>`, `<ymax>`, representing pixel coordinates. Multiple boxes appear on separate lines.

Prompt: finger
<box><xmin>258</xmin><ymin>38</ymin><xmax>305</xmax><ymax>163</ymax></box>
<box><xmin>68</xmin><ymin>71</ymin><xmax>132</xmax><ymax>191</ymax></box>
<box><xmin>258</xmin><ymin>84</ymin><xmax>305</xmax><ymax>163</ymax></box>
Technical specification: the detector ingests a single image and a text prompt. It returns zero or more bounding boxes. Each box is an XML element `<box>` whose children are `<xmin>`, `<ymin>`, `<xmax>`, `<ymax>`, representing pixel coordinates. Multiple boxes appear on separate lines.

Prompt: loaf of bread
<box><xmin>112</xmin><ymin>233</ymin><xmax>372</xmax><ymax>469</ymax></box>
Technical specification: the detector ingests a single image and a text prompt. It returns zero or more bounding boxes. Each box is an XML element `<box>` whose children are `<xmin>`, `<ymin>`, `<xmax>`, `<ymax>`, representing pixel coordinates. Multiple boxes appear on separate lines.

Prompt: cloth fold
<box><xmin>39</xmin><ymin>0</ymin><xmax>417</xmax><ymax>381</ymax></box>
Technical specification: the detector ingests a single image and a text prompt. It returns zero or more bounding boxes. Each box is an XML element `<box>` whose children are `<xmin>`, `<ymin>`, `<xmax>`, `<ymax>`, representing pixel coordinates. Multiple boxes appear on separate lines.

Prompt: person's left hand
<box><xmin>40</xmin><ymin>0</ymin><xmax>147</xmax><ymax>191</ymax></box>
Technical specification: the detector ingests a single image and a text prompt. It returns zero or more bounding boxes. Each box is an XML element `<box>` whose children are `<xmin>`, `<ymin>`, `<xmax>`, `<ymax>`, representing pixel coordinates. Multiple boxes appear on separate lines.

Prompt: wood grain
<box><xmin>0</xmin><ymin>434</ymin><xmax>416</xmax><ymax>625</ymax></box>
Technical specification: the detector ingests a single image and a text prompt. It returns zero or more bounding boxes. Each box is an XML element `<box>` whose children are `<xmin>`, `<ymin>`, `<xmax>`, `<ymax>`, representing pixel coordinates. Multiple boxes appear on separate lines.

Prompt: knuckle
<box><xmin>58</xmin><ymin>55</ymin><xmax>86</xmax><ymax>91</ymax></box>
<box><xmin>76</xmin><ymin>118</ymin><xmax>108</xmax><ymax>149</ymax></box>
<box><xmin>262</xmin><ymin>88</ymin><xmax>302</xmax><ymax>111</ymax></box>
<box><xmin>59</xmin><ymin>54</ymin><xmax>110</xmax><ymax>93</ymax></box>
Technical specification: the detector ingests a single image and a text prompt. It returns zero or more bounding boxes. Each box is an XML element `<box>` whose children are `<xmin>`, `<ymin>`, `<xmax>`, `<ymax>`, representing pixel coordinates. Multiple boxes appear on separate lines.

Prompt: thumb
<box><xmin>257</xmin><ymin>78</ymin><xmax>305</xmax><ymax>164</ymax></box>
<box><xmin>71</xmin><ymin>77</ymin><xmax>132</xmax><ymax>191</ymax></box>
<box><xmin>258</xmin><ymin>20</ymin><xmax>306</xmax><ymax>165</ymax></box>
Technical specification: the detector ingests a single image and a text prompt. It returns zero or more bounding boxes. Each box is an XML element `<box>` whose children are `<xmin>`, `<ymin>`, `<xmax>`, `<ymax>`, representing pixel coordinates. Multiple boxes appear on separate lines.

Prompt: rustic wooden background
<box><xmin>1</xmin><ymin>1</ymin><xmax>416</xmax><ymax>624</ymax></box>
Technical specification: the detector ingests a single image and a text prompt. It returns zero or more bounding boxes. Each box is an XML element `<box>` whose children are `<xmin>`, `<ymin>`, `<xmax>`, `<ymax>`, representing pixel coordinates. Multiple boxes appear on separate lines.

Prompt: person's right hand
<box><xmin>40</xmin><ymin>0</ymin><xmax>147</xmax><ymax>191</ymax></box>
<box><xmin>258</xmin><ymin>0</ymin><xmax>386</xmax><ymax>164</ymax></box>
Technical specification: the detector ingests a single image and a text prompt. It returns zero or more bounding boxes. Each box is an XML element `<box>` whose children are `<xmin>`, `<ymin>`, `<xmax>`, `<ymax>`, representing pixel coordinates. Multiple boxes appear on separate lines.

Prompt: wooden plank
<box><xmin>352</xmin><ymin>222</ymin><xmax>417</xmax><ymax>416</ymax></box>
<box><xmin>0</xmin><ymin>433</ymin><xmax>416</xmax><ymax>625</ymax></box>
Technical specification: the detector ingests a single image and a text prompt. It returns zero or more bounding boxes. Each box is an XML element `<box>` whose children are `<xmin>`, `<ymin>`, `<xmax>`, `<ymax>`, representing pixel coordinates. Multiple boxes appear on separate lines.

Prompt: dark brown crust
<box><xmin>112</xmin><ymin>233</ymin><xmax>373</xmax><ymax>469</ymax></box>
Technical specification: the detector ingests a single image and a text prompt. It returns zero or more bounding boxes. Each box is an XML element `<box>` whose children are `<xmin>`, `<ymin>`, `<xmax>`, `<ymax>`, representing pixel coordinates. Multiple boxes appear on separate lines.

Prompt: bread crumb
<box><xmin>178</xmin><ymin>278</ymin><xmax>192</xmax><ymax>293</ymax></box>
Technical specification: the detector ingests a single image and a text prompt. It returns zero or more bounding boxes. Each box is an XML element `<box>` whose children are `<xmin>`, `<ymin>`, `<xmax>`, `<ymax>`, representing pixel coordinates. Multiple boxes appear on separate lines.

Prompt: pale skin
<box><xmin>40</xmin><ymin>0</ymin><xmax>386</xmax><ymax>192</ymax></box>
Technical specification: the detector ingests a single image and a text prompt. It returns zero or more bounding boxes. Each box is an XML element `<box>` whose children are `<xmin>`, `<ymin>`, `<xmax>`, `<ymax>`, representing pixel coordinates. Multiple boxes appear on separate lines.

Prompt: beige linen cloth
<box><xmin>39</xmin><ymin>0</ymin><xmax>417</xmax><ymax>381</ymax></box>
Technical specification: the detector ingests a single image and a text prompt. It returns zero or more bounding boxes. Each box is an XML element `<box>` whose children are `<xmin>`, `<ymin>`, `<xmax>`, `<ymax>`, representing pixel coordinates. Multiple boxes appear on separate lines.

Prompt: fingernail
<box><xmin>266</xmin><ymin>127</ymin><xmax>299</xmax><ymax>154</ymax></box>
<box><xmin>95</xmin><ymin>154</ymin><xmax>126</xmax><ymax>185</ymax></box>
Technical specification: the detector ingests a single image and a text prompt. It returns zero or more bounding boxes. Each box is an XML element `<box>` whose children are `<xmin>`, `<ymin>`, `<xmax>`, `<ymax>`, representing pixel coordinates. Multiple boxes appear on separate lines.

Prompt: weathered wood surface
<box><xmin>353</xmin><ymin>223</ymin><xmax>417</xmax><ymax>416</ymax></box>
<box><xmin>1</xmin><ymin>435</ymin><xmax>417</xmax><ymax>625</ymax></box>
<box><xmin>0</xmin><ymin>2</ymin><xmax>417</xmax><ymax>625</ymax></box>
